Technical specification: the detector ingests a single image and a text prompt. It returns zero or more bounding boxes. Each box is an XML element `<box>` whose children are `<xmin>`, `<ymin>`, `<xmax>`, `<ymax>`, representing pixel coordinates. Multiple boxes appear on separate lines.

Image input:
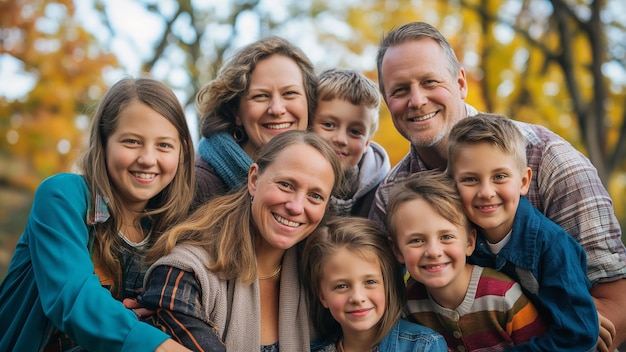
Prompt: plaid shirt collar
<box><xmin>87</xmin><ymin>191</ymin><xmax>111</xmax><ymax>224</ymax></box>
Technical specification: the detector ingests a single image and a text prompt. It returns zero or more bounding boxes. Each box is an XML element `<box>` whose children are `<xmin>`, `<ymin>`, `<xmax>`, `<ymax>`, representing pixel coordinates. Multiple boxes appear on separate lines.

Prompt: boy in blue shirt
<box><xmin>446</xmin><ymin>112</ymin><xmax>600</xmax><ymax>351</ymax></box>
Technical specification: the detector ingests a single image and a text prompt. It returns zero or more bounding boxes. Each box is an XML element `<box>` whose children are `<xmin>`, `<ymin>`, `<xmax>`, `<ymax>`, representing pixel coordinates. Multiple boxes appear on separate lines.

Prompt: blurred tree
<box><xmin>90</xmin><ymin>0</ymin><xmax>339</xmax><ymax>116</ymax></box>
<box><xmin>0</xmin><ymin>0</ymin><xmax>117</xmax><ymax>278</ymax></box>
<box><xmin>465</xmin><ymin>0</ymin><xmax>626</xmax><ymax>186</ymax></box>
<box><xmin>0</xmin><ymin>0</ymin><xmax>117</xmax><ymax>190</ymax></box>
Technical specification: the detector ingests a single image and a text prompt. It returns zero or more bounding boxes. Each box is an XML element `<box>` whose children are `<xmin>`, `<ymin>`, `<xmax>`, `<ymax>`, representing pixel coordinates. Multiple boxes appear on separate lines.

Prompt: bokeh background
<box><xmin>1</xmin><ymin>0</ymin><xmax>625</xmax><ymax>279</ymax></box>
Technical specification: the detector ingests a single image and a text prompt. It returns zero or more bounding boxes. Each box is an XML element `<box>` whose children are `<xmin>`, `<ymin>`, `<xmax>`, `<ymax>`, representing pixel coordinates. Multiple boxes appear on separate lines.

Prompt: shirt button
<box><xmin>457</xmin><ymin>346</ymin><xmax>466</xmax><ymax>352</ymax></box>
<box><xmin>453</xmin><ymin>331</ymin><xmax>462</xmax><ymax>339</ymax></box>
<box><xmin>451</xmin><ymin>312</ymin><xmax>460</xmax><ymax>321</ymax></box>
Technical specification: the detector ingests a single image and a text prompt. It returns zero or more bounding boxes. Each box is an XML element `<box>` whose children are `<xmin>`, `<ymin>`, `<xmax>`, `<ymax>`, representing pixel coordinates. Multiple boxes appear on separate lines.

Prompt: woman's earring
<box><xmin>233</xmin><ymin>126</ymin><xmax>245</xmax><ymax>142</ymax></box>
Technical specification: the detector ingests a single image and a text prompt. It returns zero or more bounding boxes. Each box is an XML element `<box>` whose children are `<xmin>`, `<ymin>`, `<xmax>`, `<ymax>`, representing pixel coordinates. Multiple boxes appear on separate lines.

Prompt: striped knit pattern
<box><xmin>405</xmin><ymin>266</ymin><xmax>547</xmax><ymax>352</ymax></box>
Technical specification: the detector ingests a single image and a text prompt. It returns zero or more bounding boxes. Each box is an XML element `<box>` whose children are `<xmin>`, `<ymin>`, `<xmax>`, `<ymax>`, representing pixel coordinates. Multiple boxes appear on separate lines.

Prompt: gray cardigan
<box><xmin>145</xmin><ymin>244</ymin><xmax>312</xmax><ymax>351</ymax></box>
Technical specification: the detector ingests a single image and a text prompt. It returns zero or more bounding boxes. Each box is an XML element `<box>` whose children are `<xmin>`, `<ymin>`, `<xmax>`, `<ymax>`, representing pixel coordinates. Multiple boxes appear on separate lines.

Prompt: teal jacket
<box><xmin>0</xmin><ymin>173</ymin><xmax>170</xmax><ymax>352</ymax></box>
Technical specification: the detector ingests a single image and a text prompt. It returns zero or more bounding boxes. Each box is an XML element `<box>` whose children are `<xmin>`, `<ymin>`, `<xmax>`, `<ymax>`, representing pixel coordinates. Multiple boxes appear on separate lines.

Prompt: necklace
<box><xmin>259</xmin><ymin>265</ymin><xmax>282</xmax><ymax>280</ymax></box>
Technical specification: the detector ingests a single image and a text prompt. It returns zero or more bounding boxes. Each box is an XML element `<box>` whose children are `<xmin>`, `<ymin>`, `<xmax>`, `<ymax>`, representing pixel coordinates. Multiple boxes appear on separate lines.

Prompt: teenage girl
<box><xmin>0</xmin><ymin>77</ymin><xmax>194</xmax><ymax>352</ymax></box>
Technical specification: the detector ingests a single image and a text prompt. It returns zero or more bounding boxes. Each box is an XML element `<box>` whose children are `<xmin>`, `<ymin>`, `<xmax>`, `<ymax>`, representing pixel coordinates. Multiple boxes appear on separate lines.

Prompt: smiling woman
<box><xmin>192</xmin><ymin>36</ymin><xmax>318</xmax><ymax>209</ymax></box>
<box><xmin>140</xmin><ymin>130</ymin><xmax>344</xmax><ymax>351</ymax></box>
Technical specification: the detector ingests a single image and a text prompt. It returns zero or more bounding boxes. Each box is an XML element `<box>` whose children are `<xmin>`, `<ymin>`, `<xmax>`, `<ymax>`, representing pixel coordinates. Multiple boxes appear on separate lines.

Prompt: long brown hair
<box><xmin>77</xmin><ymin>76</ymin><xmax>195</xmax><ymax>281</ymax></box>
<box><xmin>147</xmin><ymin>131</ymin><xmax>343</xmax><ymax>284</ymax></box>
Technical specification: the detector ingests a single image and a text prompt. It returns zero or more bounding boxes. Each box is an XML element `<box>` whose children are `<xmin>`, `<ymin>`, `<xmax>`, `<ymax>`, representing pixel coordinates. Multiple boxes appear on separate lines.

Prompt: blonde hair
<box><xmin>197</xmin><ymin>36</ymin><xmax>317</xmax><ymax>140</ymax></box>
<box><xmin>301</xmin><ymin>216</ymin><xmax>405</xmax><ymax>345</ymax></box>
<box><xmin>147</xmin><ymin>131</ymin><xmax>343</xmax><ymax>283</ymax></box>
<box><xmin>77</xmin><ymin>76</ymin><xmax>195</xmax><ymax>281</ymax></box>
<box><xmin>447</xmin><ymin>113</ymin><xmax>527</xmax><ymax>176</ymax></box>
<box><xmin>316</xmin><ymin>68</ymin><xmax>381</xmax><ymax>136</ymax></box>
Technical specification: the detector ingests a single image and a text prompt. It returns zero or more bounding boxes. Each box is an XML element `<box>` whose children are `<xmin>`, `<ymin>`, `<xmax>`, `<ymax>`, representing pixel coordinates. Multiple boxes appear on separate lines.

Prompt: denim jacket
<box><xmin>312</xmin><ymin>319</ymin><xmax>446</xmax><ymax>352</ymax></box>
<box><xmin>470</xmin><ymin>197</ymin><xmax>598</xmax><ymax>351</ymax></box>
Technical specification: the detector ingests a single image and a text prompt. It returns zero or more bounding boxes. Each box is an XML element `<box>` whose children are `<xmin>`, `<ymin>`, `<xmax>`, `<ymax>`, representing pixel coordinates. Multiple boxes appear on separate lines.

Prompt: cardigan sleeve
<box><xmin>28</xmin><ymin>173</ymin><xmax>169</xmax><ymax>352</ymax></box>
<box><xmin>141</xmin><ymin>265</ymin><xmax>226</xmax><ymax>352</ymax></box>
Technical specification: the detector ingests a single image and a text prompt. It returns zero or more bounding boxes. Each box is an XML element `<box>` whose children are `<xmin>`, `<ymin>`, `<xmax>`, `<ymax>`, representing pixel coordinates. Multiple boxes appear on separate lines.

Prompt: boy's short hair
<box><xmin>447</xmin><ymin>113</ymin><xmax>527</xmax><ymax>175</ymax></box>
<box><xmin>387</xmin><ymin>170</ymin><xmax>472</xmax><ymax>245</ymax></box>
<box><xmin>316</xmin><ymin>68</ymin><xmax>381</xmax><ymax>136</ymax></box>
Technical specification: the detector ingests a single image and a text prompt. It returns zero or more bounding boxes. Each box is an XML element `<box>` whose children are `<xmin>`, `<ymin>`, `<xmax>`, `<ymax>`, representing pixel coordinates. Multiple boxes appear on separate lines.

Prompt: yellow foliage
<box><xmin>0</xmin><ymin>0</ymin><xmax>117</xmax><ymax>192</ymax></box>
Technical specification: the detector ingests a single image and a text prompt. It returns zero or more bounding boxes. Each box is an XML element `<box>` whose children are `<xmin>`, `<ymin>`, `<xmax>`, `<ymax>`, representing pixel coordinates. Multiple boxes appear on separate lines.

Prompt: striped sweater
<box><xmin>404</xmin><ymin>265</ymin><xmax>547</xmax><ymax>351</ymax></box>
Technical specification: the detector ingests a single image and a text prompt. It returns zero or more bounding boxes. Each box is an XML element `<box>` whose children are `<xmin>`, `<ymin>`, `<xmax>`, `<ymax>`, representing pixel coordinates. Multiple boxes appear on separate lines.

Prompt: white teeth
<box><xmin>274</xmin><ymin>214</ymin><xmax>300</xmax><ymax>227</ymax></box>
<box><xmin>477</xmin><ymin>204</ymin><xmax>498</xmax><ymax>209</ymax></box>
<box><xmin>410</xmin><ymin>111</ymin><xmax>436</xmax><ymax>122</ymax></box>
<box><xmin>266</xmin><ymin>122</ymin><xmax>291</xmax><ymax>129</ymax></box>
<box><xmin>133</xmin><ymin>172</ymin><xmax>155</xmax><ymax>180</ymax></box>
<box><xmin>424</xmin><ymin>264</ymin><xmax>445</xmax><ymax>269</ymax></box>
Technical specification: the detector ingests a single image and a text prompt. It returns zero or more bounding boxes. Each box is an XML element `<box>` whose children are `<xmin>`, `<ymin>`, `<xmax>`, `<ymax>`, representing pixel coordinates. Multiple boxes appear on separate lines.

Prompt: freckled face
<box><xmin>312</xmin><ymin>99</ymin><xmax>374</xmax><ymax>168</ymax></box>
<box><xmin>318</xmin><ymin>247</ymin><xmax>385</xmax><ymax>337</ymax></box>
<box><xmin>247</xmin><ymin>143</ymin><xmax>335</xmax><ymax>250</ymax></box>
<box><xmin>237</xmin><ymin>55</ymin><xmax>309</xmax><ymax>157</ymax></box>
<box><xmin>380</xmin><ymin>39</ymin><xmax>467</xmax><ymax>150</ymax></box>
<box><xmin>106</xmin><ymin>101</ymin><xmax>180</xmax><ymax>212</ymax></box>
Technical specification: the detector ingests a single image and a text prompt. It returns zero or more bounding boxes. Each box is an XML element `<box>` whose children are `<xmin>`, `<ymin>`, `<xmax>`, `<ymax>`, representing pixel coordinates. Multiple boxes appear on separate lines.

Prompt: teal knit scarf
<box><xmin>197</xmin><ymin>132</ymin><xmax>253</xmax><ymax>189</ymax></box>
